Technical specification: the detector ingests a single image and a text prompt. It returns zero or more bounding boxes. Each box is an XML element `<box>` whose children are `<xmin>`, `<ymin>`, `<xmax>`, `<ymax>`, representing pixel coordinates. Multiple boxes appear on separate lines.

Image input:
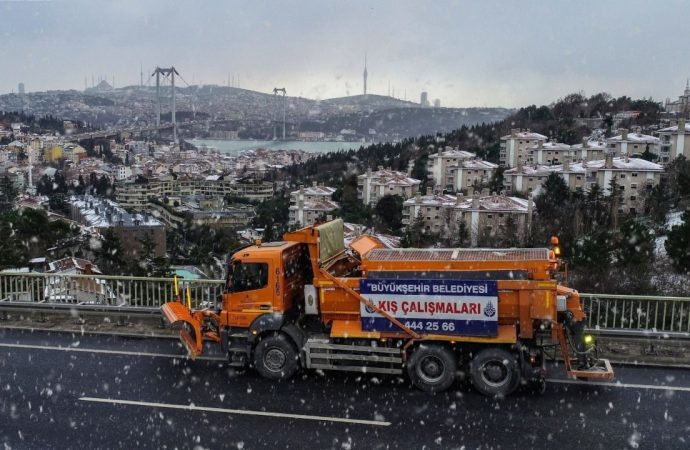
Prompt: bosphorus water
<box><xmin>189</xmin><ymin>139</ymin><xmax>367</xmax><ymax>156</ymax></box>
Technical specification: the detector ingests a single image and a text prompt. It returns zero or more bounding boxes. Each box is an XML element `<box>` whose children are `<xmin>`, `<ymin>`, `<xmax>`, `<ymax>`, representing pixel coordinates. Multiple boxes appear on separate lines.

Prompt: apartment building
<box><xmin>401</xmin><ymin>187</ymin><xmax>456</xmax><ymax>231</ymax></box>
<box><xmin>426</xmin><ymin>147</ymin><xmax>476</xmax><ymax>189</ymax></box>
<box><xmin>402</xmin><ymin>188</ymin><xmax>532</xmax><ymax>246</ymax></box>
<box><xmin>451</xmin><ymin>193</ymin><xmax>532</xmax><ymax>246</ymax></box>
<box><xmin>448</xmin><ymin>159</ymin><xmax>498</xmax><ymax>192</ymax></box>
<box><xmin>62</xmin><ymin>143</ymin><xmax>87</xmax><ymax>163</ymax></box>
<box><xmin>499</xmin><ymin>129</ymin><xmax>547</xmax><ymax>167</ymax></box>
<box><xmin>288</xmin><ymin>199</ymin><xmax>339</xmax><ymax>227</ymax></box>
<box><xmin>503</xmin><ymin>162</ymin><xmax>562</xmax><ymax>195</ymax></box>
<box><xmin>290</xmin><ymin>183</ymin><xmax>337</xmax><ymax>204</ymax></box>
<box><xmin>115</xmin><ymin>176</ymin><xmax>274</xmax><ymax>209</ymax></box>
<box><xmin>357</xmin><ymin>167</ymin><xmax>421</xmax><ymax>205</ymax></box>
<box><xmin>526</xmin><ymin>141</ymin><xmax>572</xmax><ymax>165</ymax></box>
<box><xmin>504</xmin><ymin>156</ymin><xmax>662</xmax><ymax>214</ymax></box>
<box><xmin>569</xmin><ymin>155</ymin><xmax>663</xmax><ymax>214</ymax></box>
<box><xmin>664</xmin><ymin>80</ymin><xmax>690</xmax><ymax>114</ymax></box>
<box><xmin>147</xmin><ymin>202</ymin><xmax>255</xmax><ymax>230</ymax></box>
<box><xmin>657</xmin><ymin>118</ymin><xmax>690</xmax><ymax>164</ymax></box>
<box><xmin>69</xmin><ymin>195</ymin><xmax>166</xmax><ymax>261</ymax></box>
<box><xmin>288</xmin><ymin>183</ymin><xmax>339</xmax><ymax>227</ymax></box>
<box><xmin>571</xmin><ymin>139</ymin><xmax>607</xmax><ymax>162</ymax></box>
<box><xmin>606</xmin><ymin>129</ymin><xmax>659</xmax><ymax>157</ymax></box>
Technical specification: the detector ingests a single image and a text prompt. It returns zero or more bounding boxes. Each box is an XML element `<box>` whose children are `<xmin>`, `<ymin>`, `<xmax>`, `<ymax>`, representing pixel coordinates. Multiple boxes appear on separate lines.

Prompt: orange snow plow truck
<box><xmin>162</xmin><ymin>219</ymin><xmax>613</xmax><ymax>396</ymax></box>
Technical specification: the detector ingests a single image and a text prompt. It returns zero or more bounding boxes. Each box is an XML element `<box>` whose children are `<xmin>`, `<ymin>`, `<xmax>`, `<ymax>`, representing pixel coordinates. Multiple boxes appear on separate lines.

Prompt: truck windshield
<box><xmin>230</xmin><ymin>262</ymin><xmax>269</xmax><ymax>293</ymax></box>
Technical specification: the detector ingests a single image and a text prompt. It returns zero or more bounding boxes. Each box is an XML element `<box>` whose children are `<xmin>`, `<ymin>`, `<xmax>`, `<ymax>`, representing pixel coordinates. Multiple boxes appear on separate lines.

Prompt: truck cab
<box><xmin>222</xmin><ymin>242</ymin><xmax>312</xmax><ymax>329</ymax></box>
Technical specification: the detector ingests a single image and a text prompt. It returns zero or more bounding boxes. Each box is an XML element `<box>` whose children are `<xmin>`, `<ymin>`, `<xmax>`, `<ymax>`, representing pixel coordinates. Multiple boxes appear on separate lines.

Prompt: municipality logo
<box><xmin>483</xmin><ymin>301</ymin><xmax>496</xmax><ymax>318</ymax></box>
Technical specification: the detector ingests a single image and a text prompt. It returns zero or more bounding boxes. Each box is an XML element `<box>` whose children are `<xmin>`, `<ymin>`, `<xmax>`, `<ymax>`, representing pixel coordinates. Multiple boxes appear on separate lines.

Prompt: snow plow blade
<box><xmin>161</xmin><ymin>302</ymin><xmax>203</xmax><ymax>359</ymax></box>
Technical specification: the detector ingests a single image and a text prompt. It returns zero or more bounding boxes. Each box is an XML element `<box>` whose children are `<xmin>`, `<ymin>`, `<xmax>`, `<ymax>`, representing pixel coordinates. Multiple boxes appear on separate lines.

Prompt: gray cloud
<box><xmin>1</xmin><ymin>0</ymin><xmax>688</xmax><ymax>107</ymax></box>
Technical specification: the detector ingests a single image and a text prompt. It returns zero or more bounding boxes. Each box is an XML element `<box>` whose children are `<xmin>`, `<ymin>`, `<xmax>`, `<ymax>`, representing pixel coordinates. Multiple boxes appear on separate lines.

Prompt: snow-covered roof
<box><xmin>607</xmin><ymin>132</ymin><xmax>659</xmax><ymax>144</ymax></box>
<box><xmin>290</xmin><ymin>185</ymin><xmax>337</xmax><ymax>197</ymax></box>
<box><xmin>572</xmin><ymin>140</ymin><xmax>607</xmax><ymax>149</ymax></box>
<box><xmin>570</xmin><ymin>157</ymin><xmax>663</xmax><ymax>172</ymax></box>
<box><xmin>70</xmin><ymin>195</ymin><xmax>163</xmax><ymax>228</ymax></box>
<box><xmin>6</xmin><ymin>140</ymin><xmax>25</xmax><ymax>148</ymax></box>
<box><xmin>504</xmin><ymin>164</ymin><xmax>571</xmax><ymax>176</ymax></box>
<box><xmin>528</xmin><ymin>141</ymin><xmax>571</xmax><ymax>150</ymax></box>
<box><xmin>361</xmin><ymin>169</ymin><xmax>421</xmax><ymax>186</ymax></box>
<box><xmin>403</xmin><ymin>192</ymin><xmax>457</xmax><ymax>207</ymax></box>
<box><xmin>48</xmin><ymin>257</ymin><xmax>102</xmax><ymax>274</ymax></box>
<box><xmin>501</xmin><ymin>131</ymin><xmax>548</xmax><ymax>140</ymax></box>
<box><xmin>430</xmin><ymin>149</ymin><xmax>476</xmax><ymax>159</ymax></box>
<box><xmin>658</xmin><ymin>123</ymin><xmax>690</xmax><ymax>133</ymax></box>
<box><xmin>456</xmin><ymin>159</ymin><xmax>499</xmax><ymax>170</ymax></box>
<box><xmin>289</xmin><ymin>198</ymin><xmax>339</xmax><ymax>212</ymax></box>
<box><xmin>452</xmin><ymin>195</ymin><xmax>530</xmax><ymax>213</ymax></box>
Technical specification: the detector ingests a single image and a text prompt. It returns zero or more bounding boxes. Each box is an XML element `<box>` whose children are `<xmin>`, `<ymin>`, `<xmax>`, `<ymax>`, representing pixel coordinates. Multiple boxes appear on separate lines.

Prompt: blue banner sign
<box><xmin>359</xmin><ymin>279</ymin><xmax>498</xmax><ymax>336</ymax></box>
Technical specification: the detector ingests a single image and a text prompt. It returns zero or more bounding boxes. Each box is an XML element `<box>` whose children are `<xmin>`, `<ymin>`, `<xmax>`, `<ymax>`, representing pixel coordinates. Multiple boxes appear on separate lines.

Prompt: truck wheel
<box><xmin>407</xmin><ymin>344</ymin><xmax>457</xmax><ymax>393</ymax></box>
<box><xmin>253</xmin><ymin>333</ymin><xmax>299</xmax><ymax>380</ymax></box>
<box><xmin>470</xmin><ymin>348</ymin><xmax>520</xmax><ymax>397</ymax></box>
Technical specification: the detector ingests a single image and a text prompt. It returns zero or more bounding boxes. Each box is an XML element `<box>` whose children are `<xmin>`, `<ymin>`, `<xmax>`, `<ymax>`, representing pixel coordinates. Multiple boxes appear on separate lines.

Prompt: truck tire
<box><xmin>470</xmin><ymin>348</ymin><xmax>520</xmax><ymax>397</ymax></box>
<box><xmin>407</xmin><ymin>344</ymin><xmax>457</xmax><ymax>393</ymax></box>
<box><xmin>253</xmin><ymin>333</ymin><xmax>299</xmax><ymax>380</ymax></box>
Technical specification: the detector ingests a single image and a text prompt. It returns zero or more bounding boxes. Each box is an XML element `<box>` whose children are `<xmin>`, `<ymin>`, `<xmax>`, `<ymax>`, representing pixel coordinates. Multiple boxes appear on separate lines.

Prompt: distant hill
<box><xmin>0</xmin><ymin>85</ymin><xmax>512</xmax><ymax>139</ymax></box>
<box><xmin>321</xmin><ymin>94</ymin><xmax>416</xmax><ymax>109</ymax></box>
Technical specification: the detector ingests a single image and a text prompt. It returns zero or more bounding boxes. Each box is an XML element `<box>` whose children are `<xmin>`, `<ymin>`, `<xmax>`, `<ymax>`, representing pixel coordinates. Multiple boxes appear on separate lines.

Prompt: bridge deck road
<box><xmin>1</xmin><ymin>328</ymin><xmax>688</xmax><ymax>449</ymax></box>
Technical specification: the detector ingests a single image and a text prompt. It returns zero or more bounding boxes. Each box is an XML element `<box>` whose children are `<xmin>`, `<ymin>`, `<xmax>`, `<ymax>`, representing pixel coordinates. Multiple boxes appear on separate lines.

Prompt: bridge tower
<box><xmin>273</xmin><ymin>87</ymin><xmax>287</xmax><ymax>140</ymax></box>
<box><xmin>152</xmin><ymin>66</ymin><xmax>180</xmax><ymax>143</ymax></box>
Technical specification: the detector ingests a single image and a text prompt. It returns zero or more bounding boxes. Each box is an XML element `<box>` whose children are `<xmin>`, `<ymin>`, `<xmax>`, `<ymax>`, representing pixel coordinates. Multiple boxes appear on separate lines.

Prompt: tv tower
<box><xmin>363</xmin><ymin>52</ymin><xmax>368</xmax><ymax>96</ymax></box>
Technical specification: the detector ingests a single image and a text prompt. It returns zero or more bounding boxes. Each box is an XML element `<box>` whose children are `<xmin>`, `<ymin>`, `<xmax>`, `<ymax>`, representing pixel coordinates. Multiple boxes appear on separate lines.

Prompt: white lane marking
<box><xmin>0</xmin><ymin>342</ymin><xmax>225</xmax><ymax>361</ymax></box>
<box><xmin>547</xmin><ymin>378</ymin><xmax>690</xmax><ymax>393</ymax></box>
<box><xmin>5</xmin><ymin>342</ymin><xmax>690</xmax><ymax>395</ymax></box>
<box><xmin>79</xmin><ymin>397</ymin><xmax>391</xmax><ymax>427</ymax></box>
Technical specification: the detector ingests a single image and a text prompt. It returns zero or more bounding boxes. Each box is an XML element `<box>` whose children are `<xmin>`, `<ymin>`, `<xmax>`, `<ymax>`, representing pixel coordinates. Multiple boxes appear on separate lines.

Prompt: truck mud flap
<box><xmin>161</xmin><ymin>302</ymin><xmax>203</xmax><ymax>359</ymax></box>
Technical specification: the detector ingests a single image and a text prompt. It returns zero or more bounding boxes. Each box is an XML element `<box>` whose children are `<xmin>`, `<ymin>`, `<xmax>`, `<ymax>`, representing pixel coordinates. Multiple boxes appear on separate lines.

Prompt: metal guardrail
<box><xmin>1</xmin><ymin>273</ymin><xmax>689</xmax><ymax>337</ymax></box>
<box><xmin>581</xmin><ymin>293</ymin><xmax>690</xmax><ymax>335</ymax></box>
<box><xmin>0</xmin><ymin>272</ymin><xmax>224</xmax><ymax>310</ymax></box>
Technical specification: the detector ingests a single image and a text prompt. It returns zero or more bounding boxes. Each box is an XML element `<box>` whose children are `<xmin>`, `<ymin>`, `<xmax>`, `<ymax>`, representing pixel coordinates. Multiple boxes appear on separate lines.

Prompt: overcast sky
<box><xmin>1</xmin><ymin>0</ymin><xmax>688</xmax><ymax>108</ymax></box>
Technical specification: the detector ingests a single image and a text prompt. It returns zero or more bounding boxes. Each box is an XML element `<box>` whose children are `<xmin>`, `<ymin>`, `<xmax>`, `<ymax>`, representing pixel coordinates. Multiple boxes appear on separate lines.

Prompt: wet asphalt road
<box><xmin>0</xmin><ymin>328</ymin><xmax>689</xmax><ymax>449</ymax></box>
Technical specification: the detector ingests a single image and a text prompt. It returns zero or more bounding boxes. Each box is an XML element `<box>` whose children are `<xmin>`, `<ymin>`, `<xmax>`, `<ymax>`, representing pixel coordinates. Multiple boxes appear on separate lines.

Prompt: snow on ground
<box><xmin>654</xmin><ymin>210</ymin><xmax>685</xmax><ymax>257</ymax></box>
<box><xmin>666</xmin><ymin>211</ymin><xmax>684</xmax><ymax>230</ymax></box>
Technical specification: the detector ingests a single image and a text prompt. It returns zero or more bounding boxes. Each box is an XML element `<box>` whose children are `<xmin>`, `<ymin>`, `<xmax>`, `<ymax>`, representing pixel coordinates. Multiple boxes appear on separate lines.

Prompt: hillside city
<box><xmin>1</xmin><ymin>85</ymin><xmax>690</xmax><ymax>298</ymax></box>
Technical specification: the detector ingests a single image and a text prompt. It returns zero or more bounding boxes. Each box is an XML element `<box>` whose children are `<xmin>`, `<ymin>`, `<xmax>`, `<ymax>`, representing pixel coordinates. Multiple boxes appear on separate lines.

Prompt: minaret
<box><xmin>27</xmin><ymin>148</ymin><xmax>35</xmax><ymax>196</ymax></box>
<box><xmin>363</xmin><ymin>52</ymin><xmax>368</xmax><ymax>96</ymax></box>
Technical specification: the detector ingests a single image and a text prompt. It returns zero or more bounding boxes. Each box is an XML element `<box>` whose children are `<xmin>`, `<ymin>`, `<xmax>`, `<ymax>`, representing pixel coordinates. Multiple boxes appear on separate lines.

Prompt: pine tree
<box><xmin>401</xmin><ymin>213</ymin><xmax>425</xmax><ymax>248</ymax></box>
<box><xmin>499</xmin><ymin>215</ymin><xmax>520</xmax><ymax>247</ymax></box>
<box><xmin>607</xmin><ymin>176</ymin><xmax>623</xmax><ymax>229</ymax></box>
<box><xmin>612</xmin><ymin>220</ymin><xmax>654</xmax><ymax>268</ymax></box>
<box><xmin>0</xmin><ymin>218</ymin><xmax>26</xmax><ymax>270</ymax></box>
<box><xmin>644</xmin><ymin>182</ymin><xmax>671</xmax><ymax>228</ymax></box>
<box><xmin>94</xmin><ymin>228</ymin><xmax>126</xmax><ymax>275</ymax></box>
<box><xmin>487</xmin><ymin>166</ymin><xmax>506</xmax><ymax>194</ymax></box>
<box><xmin>0</xmin><ymin>176</ymin><xmax>18</xmax><ymax>211</ymax></box>
<box><xmin>665</xmin><ymin>210</ymin><xmax>690</xmax><ymax>273</ymax></box>
<box><xmin>375</xmin><ymin>195</ymin><xmax>403</xmax><ymax>233</ymax></box>
<box><xmin>454</xmin><ymin>220</ymin><xmax>470</xmax><ymax>247</ymax></box>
